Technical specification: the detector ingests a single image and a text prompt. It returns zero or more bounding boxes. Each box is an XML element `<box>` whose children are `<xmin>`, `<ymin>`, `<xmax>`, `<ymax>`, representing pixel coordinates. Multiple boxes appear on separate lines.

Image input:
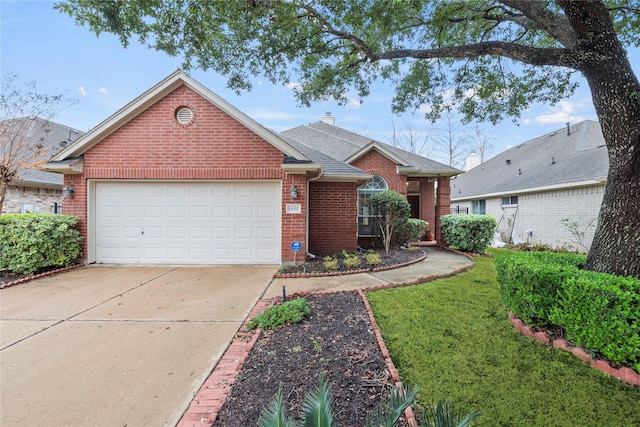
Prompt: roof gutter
<box><xmin>451</xmin><ymin>178</ymin><xmax>608</xmax><ymax>201</ymax></box>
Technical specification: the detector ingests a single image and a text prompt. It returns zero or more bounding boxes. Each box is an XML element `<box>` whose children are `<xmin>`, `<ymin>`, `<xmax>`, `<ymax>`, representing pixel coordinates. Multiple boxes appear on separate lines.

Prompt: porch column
<box><xmin>435</xmin><ymin>176</ymin><xmax>451</xmax><ymax>243</ymax></box>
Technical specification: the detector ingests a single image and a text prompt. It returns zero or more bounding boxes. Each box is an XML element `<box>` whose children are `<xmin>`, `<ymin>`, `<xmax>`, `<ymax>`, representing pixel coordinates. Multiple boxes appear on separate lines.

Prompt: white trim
<box><xmin>451</xmin><ymin>178</ymin><xmax>607</xmax><ymax>202</ymax></box>
<box><xmin>344</xmin><ymin>142</ymin><xmax>407</xmax><ymax>165</ymax></box>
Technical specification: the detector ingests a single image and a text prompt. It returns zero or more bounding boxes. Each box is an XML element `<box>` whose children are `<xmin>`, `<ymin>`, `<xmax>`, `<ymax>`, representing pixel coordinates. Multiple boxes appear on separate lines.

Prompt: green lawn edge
<box><xmin>366</xmin><ymin>250</ymin><xmax>640</xmax><ymax>427</ymax></box>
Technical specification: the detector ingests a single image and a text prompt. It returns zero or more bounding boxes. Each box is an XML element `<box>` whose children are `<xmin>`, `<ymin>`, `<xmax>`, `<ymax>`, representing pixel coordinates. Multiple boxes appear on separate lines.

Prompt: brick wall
<box><xmin>351</xmin><ymin>150</ymin><xmax>407</xmax><ymax>195</ymax></box>
<box><xmin>308</xmin><ymin>181</ymin><xmax>359</xmax><ymax>255</ymax></box>
<box><xmin>2</xmin><ymin>185</ymin><xmax>63</xmax><ymax>214</ymax></box>
<box><xmin>435</xmin><ymin>176</ymin><xmax>451</xmax><ymax>241</ymax></box>
<box><xmin>63</xmin><ymin>84</ymin><xmax>306</xmax><ymax>262</ymax></box>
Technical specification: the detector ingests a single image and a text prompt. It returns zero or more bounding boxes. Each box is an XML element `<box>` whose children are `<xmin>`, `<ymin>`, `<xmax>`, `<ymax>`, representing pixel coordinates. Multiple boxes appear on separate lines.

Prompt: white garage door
<box><xmin>94</xmin><ymin>181</ymin><xmax>281</xmax><ymax>264</ymax></box>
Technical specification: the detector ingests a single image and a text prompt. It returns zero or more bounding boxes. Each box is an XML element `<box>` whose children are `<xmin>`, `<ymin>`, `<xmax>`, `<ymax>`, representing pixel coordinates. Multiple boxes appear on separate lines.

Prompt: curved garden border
<box><xmin>508</xmin><ymin>312</ymin><xmax>640</xmax><ymax>386</ymax></box>
<box><xmin>0</xmin><ymin>264</ymin><xmax>83</xmax><ymax>289</ymax></box>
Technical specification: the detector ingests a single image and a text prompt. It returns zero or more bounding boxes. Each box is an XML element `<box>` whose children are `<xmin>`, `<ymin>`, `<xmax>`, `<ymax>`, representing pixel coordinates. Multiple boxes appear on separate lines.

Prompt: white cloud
<box><xmin>99</xmin><ymin>87</ymin><xmax>108</xmax><ymax>94</ymax></box>
<box><xmin>347</xmin><ymin>98</ymin><xmax>362</xmax><ymax>109</ymax></box>
<box><xmin>533</xmin><ymin>100</ymin><xmax>585</xmax><ymax>124</ymax></box>
<box><xmin>78</xmin><ymin>86</ymin><xmax>88</xmax><ymax>97</ymax></box>
<box><xmin>286</xmin><ymin>82</ymin><xmax>302</xmax><ymax>91</ymax></box>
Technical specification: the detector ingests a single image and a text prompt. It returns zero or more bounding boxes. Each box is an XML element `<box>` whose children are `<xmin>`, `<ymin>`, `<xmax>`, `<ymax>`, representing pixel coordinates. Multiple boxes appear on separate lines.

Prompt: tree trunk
<box><xmin>577</xmin><ymin>29</ymin><xmax>640</xmax><ymax>278</ymax></box>
<box><xmin>0</xmin><ymin>180</ymin><xmax>8</xmax><ymax>215</ymax></box>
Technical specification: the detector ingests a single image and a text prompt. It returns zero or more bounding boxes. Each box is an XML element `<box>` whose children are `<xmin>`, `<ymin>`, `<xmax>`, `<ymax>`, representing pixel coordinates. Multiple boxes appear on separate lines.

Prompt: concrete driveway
<box><xmin>0</xmin><ymin>265</ymin><xmax>277</xmax><ymax>426</ymax></box>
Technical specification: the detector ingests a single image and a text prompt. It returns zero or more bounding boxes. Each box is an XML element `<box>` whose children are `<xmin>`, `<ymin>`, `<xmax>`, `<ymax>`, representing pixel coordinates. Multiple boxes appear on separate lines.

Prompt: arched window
<box><xmin>358</xmin><ymin>175</ymin><xmax>388</xmax><ymax>237</ymax></box>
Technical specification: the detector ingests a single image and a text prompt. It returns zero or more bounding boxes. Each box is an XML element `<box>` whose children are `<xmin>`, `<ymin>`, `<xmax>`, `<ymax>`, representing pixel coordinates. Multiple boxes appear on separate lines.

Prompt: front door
<box><xmin>407</xmin><ymin>194</ymin><xmax>420</xmax><ymax>218</ymax></box>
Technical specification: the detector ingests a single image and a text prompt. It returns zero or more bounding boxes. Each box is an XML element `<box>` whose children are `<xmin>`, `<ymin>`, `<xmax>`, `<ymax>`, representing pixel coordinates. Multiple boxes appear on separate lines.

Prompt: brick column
<box><xmin>436</xmin><ymin>176</ymin><xmax>451</xmax><ymax>243</ymax></box>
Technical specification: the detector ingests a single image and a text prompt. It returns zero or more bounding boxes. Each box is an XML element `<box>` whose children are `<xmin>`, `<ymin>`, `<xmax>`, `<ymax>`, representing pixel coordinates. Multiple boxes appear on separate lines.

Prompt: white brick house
<box><xmin>450</xmin><ymin>121</ymin><xmax>607</xmax><ymax>252</ymax></box>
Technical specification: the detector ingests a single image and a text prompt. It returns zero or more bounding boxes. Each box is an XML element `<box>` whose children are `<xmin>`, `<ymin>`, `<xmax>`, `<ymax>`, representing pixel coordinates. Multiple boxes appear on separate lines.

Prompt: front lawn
<box><xmin>367</xmin><ymin>251</ymin><xmax>640</xmax><ymax>426</ymax></box>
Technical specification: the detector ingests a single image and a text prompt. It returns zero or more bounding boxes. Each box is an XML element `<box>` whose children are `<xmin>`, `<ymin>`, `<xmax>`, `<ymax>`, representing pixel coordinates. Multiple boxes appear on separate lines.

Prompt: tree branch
<box><xmin>498</xmin><ymin>0</ymin><xmax>577</xmax><ymax>48</ymax></box>
<box><xmin>375</xmin><ymin>41</ymin><xmax>587</xmax><ymax>69</ymax></box>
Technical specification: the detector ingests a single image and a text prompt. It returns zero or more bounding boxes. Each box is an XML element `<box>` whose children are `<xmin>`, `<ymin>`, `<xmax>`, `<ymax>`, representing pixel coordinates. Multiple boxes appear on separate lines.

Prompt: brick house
<box><xmin>1</xmin><ymin>118</ymin><xmax>83</xmax><ymax>214</ymax></box>
<box><xmin>44</xmin><ymin>71</ymin><xmax>460</xmax><ymax>265</ymax></box>
<box><xmin>450</xmin><ymin>120</ymin><xmax>607</xmax><ymax>251</ymax></box>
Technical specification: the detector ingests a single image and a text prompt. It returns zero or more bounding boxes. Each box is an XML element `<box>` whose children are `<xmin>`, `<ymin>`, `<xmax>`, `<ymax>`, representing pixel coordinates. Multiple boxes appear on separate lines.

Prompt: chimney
<box><xmin>320</xmin><ymin>112</ymin><xmax>335</xmax><ymax>125</ymax></box>
<box><xmin>464</xmin><ymin>153</ymin><xmax>481</xmax><ymax>171</ymax></box>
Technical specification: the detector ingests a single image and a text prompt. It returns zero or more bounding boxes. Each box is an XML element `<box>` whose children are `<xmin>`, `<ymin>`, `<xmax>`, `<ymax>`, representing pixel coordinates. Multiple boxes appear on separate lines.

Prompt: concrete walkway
<box><xmin>0</xmin><ymin>265</ymin><xmax>277</xmax><ymax>427</ymax></box>
<box><xmin>263</xmin><ymin>247</ymin><xmax>473</xmax><ymax>298</ymax></box>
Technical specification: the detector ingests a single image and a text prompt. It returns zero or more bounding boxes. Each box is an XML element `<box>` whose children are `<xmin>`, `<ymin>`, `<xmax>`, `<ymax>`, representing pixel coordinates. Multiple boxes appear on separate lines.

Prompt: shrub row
<box><xmin>440</xmin><ymin>214</ymin><xmax>497</xmax><ymax>254</ymax></box>
<box><xmin>496</xmin><ymin>251</ymin><xmax>640</xmax><ymax>371</ymax></box>
<box><xmin>0</xmin><ymin>214</ymin><xmax>83</xmax><ymax>275</ymax></box>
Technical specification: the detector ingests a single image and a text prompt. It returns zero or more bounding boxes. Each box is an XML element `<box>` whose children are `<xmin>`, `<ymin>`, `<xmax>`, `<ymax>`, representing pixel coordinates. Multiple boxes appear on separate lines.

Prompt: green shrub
<box><xmin>396</xmin><ymin>218</ymin><xmax>430</xmax><ymax>245</ymax></box>
<box><xmin>440</xmin><ymin>214</ymin><xmax>497</xmax><ymax>254</ymax></box>
<box><xmin>322</xmin><ymin>255</ymin><xmax>339</xmax><ymax>271</ymax></box>
<box><xmin>496</xmin><ymin>251</ymin><xmax>585</xmax><ymax>325</ymax></box>
<box><xmin>369</xmin><ymin>191</ymin><xmax>411</xmax><ymax>255</ymax></box>
<box><xmin>247</xmin><ymin>298</ymin><xmax>311</xmax><ymax>330</ymax></box>
<box><xmin>344</xmin><ymin>255</ymin><xmax>362</xmax><ymax>269</ymax></box>
<box><xmin>550</xmin><ymin>271</ymin><xmax>640</xmax><ymax>370</ymax></box>
<box><xmin>0</xmin><ymin>214</ymin><xmax>83</xmax><ymax>275</ymax></box>
<box><xmin>364</xmin><ymin>251</ymin><xmax>382</xmax><ymax>267</ymax></box>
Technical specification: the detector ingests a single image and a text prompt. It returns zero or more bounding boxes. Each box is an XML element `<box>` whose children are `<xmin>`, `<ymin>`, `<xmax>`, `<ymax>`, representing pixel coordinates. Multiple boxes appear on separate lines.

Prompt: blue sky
<box><xmin>2</xmin><ymin>1</ymin><xmax>637</xmax><ymax>165</ymax></box>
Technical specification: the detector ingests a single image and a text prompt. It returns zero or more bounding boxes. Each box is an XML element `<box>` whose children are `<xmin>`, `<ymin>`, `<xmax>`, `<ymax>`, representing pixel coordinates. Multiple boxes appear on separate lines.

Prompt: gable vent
<box><xmin>175</xmin><ymin>106</ymin><xmax>194</xmax><ymax>125</ymax></box>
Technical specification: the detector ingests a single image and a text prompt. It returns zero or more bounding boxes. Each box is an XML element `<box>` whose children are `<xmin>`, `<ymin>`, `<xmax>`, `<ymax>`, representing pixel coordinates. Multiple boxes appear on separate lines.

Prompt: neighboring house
<box><xmin>43</xmin><ymin>71</ymin><xmax>460</xmax><ymax>265</ymax></box>
<box><xmin>450</xmin><ymin>120</ymin><xmax>608</xmax><ymax>251</ymax></box>
<box><xmin>1</xmin><ymin>118</ymin><xmax>84</xmax><ymax>214</ymax></box>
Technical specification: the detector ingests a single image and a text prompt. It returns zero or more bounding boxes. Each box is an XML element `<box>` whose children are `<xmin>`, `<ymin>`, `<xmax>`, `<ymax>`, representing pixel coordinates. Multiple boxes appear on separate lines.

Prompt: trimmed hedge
<box><xmin>496</xmin><ymin>251</ymin><xmax>585</xmax><ymax>325</ymax></box>
<box><xmin>440</xmin><ymin>214</ymin><xmax>497</xmax><ymax>254</ymax></box>
<box><xmin>496</xmin><ymin>251</ymin><xmax>640</xmax><ymax>370</ymax></box>
<box><xmin>550</xmin><ymin>271</ymin><xmax>640</xmax><ymax>370</ymax></box>
<box><xmin>0</xmin><ymin>214</ymin><xmax>83</xmax><ymax>275</ymax></box>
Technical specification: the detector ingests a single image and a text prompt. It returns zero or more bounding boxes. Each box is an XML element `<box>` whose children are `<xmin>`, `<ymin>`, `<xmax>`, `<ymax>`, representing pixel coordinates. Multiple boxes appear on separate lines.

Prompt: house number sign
<box><xmin>286</xmin><ymin>203</ymin><xmax>302</xmax><ymax>214</ymax></box>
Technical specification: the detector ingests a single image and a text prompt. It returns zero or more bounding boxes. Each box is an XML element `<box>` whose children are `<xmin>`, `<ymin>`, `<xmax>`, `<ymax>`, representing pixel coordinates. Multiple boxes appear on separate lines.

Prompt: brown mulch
<box><xmin>277</xmin><ymin>247</ymin><xmax>424</xmax><ymax>275</ymax></box>
<box><xmin>213</xmin><ymin>292</ymin><xmax>408</xmax><ymax>426</ymax></box>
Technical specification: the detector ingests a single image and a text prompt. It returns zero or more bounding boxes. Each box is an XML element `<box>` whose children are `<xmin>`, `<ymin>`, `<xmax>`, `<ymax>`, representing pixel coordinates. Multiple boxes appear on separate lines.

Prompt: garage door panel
<box><xmin>95</xmin><ymin>182</ymin><xmax>281</xmax><ymax>264</ymax></box>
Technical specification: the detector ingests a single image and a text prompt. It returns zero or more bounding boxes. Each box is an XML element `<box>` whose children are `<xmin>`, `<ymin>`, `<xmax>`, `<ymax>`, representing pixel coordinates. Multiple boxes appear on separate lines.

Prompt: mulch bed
<box><xmin>213</xmin><ymin>292</ymin><xmax>408</xmax><ymax>426</ymax></box>
<box><xmin>277</xmin><ymin>247</ymin><xmax>424</xmax><ymax>275</ymax></box>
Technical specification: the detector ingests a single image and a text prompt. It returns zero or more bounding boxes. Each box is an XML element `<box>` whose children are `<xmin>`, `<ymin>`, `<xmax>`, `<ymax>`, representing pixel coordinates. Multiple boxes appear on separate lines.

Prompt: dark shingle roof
<box><xmin>451</xmin><ymin>120</ymin><xmax>608</xmax><ymax>200</ymax></box>
<box><xmin>282</xmin><ymin>121</ymin><xmax>460</xmax><ymax>176</ymax></box>
<box><xmin>2</xmin><ymin>117</ymin><xmax>84</xmax><ymax>187</ymax></box>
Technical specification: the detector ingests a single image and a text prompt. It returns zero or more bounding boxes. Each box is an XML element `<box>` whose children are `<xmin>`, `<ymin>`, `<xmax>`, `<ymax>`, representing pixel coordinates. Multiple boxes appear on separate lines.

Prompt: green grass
<box><xmin>366</xmin><ymin>251</ymin><xmax>640</xmax><ymax>427</ymax></box>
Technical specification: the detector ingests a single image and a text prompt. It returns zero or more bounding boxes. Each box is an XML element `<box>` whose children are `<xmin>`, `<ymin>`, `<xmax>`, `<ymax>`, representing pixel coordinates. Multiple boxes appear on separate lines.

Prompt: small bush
<box><xmin>396</xmin><ymin>218</ymin><xmax>430</xmax><ymax>245</ymax></box>
<box><xmin>440</xmin><ymin>214</ymin><xmax>497</xmax><ymax>254</ymax></box>
<box><xmin>0</xmin><ymin>214</ymin><xmax>83</xmax><ymax>275</ymax></box>
<box><xmin>364</xmin><ymin>252</ymin><xmax>382</xmax><ymax>267</ymax></box>
<box><xmin>247</xmin><ymin>298</ymin><xmax>311</xmax><ymax>330</ymax></box>
<box><xmin>344</xmin><ymin>255</ymin><xmax>362</xmax><ymax>269</ymax></box>
<box><xmin>322</xmin><ymin>255</ymin><xmax>339</xmax><ymax>271</ymax></box>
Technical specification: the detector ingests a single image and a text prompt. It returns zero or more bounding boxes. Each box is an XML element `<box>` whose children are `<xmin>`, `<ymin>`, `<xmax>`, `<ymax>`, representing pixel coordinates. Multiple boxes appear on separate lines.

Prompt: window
<box><xmin>472</xmin><ymin>199</ymin><xmax>486</xmax><ymax>214</ymax></box>
<box><xmin>501</xmin><ymin>195</ymin><xmax>518</xmax><ymax>206</ymax></box>
<box><xmin>358</xmin><ymin>175</ymin><xmax>388</xmax><ymax>237</ymax></box>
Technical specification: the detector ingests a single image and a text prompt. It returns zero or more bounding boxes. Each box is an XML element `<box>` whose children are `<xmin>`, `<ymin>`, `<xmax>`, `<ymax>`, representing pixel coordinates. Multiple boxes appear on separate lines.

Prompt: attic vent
<box><xmin>175</xmin><ymin>106</ymin><xmax>194</xmax><ymax>125</ymax></box>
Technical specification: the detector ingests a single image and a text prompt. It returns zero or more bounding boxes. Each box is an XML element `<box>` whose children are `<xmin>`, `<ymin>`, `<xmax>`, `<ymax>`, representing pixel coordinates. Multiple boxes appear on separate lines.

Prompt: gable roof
<box><xmin>451</xmin><ymin>120</ymin><xmax>608</xmax><ymax>201</ymax></box>
<box><xmin>1</xmin><ymin>117</ymin><xmax>84</xmax><ymax>188</ymax></box>
<box><xmin>46</xmin><ymin>71</ymin><xmax>309</xmax><ymax>168</ymax></box>
<box><xmin>282</xmin><ymin>121</ymin><xmax>461</xmax><ymax>177</ymax></box>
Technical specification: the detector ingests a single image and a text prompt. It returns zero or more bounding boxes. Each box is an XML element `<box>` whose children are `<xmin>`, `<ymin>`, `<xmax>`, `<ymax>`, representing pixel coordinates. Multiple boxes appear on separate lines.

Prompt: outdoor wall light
<box><xmin>290</xmin><ymin>185</ymin><xmax>298</xmax><ymax>199</ymax></box>
<box><xmin>62</xmin><ymin>185</ymin><xmax>74</xmax><ymax>199</ymax></box>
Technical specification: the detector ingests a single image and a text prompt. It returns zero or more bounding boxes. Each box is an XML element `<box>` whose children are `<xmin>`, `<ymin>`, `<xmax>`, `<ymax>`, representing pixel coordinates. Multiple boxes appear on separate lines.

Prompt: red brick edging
<box><xmin>358</xmin><ymin>289</ymin><xmax>417</xmax><ymax>426</ymax></box>
<box><xmin>0</xmin><ymin>264</ymin><xmax>83</xmax><ymax>289</ymax></box>
<box><xmin>176</xmin><ymin>299</ymin><xmax>275</xmax><ymax>427</ymax></box>
<box><xmin>275</xmin><ymin>251</ymin><xmax>428</xmax><ymax>278</ymax></box>
<box><xmin>508</xmin><ymin>312</ymin><xmax>640</xmax><ymax>386</ymax></box>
